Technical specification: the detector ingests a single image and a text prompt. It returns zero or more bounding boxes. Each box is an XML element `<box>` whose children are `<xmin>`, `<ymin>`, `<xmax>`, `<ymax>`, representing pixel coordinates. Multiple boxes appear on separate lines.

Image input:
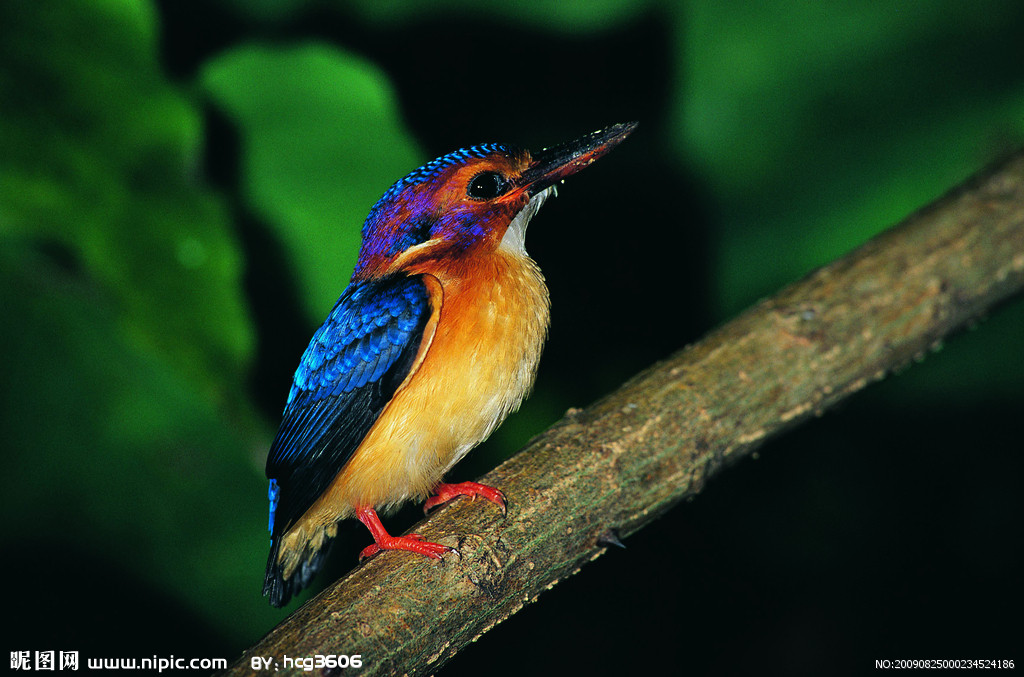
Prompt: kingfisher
<box><xmin>263</xmin><ymin>122</ymin><xmax>637</xmax><ymax>607</ymax></box>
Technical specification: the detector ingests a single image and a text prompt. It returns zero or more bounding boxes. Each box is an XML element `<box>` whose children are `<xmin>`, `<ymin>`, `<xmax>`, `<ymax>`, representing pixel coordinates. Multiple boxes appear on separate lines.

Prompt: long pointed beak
<box><xmin>519</xmin><ymin>122</ymin><xmax>638</xmax><ymax>196</ymax></box>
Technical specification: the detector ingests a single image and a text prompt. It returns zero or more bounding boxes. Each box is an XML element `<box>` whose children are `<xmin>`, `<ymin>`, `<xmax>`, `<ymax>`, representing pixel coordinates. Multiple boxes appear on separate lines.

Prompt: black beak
<box><xmin>519</xmin><ymin>122</ymin><xmax>638</xmax><ymax>197</ymax></box>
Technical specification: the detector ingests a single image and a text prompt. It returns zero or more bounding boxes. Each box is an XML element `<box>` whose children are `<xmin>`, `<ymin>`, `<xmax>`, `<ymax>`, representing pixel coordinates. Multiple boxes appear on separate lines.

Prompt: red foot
<box><xmin>356</xmin><ymin>506</ymin><xmax>454</xmax><ymax>562</ymax></box>
<box><xmin>423</xmin><ymin>481</ymin><xmax>507</xmax><ymax>515</ymax></box>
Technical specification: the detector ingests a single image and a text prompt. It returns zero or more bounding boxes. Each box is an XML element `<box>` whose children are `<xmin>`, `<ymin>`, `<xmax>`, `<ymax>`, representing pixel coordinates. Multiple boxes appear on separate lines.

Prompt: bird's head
<box><xmin>352</xmin><ymin>122</ymin><xmax>636</xmax><ymax>279</ymax></box>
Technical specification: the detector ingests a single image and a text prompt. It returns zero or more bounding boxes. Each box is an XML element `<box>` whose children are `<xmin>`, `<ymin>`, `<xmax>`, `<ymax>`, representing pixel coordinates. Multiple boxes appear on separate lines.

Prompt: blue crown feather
<box><xmin>373</xmin><ymin>143</ymin><xmax>510</xmax><ymax>208</ymax></box>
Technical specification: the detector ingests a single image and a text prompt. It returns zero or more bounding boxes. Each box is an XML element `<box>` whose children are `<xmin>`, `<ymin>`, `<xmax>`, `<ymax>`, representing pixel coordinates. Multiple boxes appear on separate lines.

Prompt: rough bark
<box><xmin>224</xmin><ymin>150</ymin><xmax>1024</xmax><ymax>676</ymax></box>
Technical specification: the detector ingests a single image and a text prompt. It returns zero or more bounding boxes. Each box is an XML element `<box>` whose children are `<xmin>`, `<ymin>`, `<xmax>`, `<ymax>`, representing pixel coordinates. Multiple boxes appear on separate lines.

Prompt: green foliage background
<box><xmin>2</xmin><ymin>0</ymin><xmax>1021</xmax><ymax>671</ymax></box>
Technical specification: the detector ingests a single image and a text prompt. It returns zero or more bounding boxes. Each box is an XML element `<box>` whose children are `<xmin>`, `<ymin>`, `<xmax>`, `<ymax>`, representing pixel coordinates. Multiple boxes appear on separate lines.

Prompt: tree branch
<box><xmin>225</xmin><ymin>150</ymin><xmax>1024</xmax><ymax>675</ymax></box>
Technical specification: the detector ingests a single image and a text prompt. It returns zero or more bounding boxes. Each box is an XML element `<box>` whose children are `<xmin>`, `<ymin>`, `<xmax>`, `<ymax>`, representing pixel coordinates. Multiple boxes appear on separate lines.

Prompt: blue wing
<box><xmin>265</xmin><ymin>274</ymin><xmax>432</xmax><ymax>541</ymax></box>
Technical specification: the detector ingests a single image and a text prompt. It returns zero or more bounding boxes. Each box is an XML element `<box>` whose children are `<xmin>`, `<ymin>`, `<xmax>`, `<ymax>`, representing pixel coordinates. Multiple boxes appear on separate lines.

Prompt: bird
<box><xmin>263</xmin><ymin>122</ymin><xmax>637</xmax><ymax>607</ymax></box>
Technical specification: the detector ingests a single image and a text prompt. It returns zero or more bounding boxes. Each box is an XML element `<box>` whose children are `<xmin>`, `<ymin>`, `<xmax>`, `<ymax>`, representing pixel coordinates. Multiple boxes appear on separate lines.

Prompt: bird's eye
<box><xmin>467</xmin><ymin>171</ymin><xmax>510</xmax><ymax>200</ymax></box>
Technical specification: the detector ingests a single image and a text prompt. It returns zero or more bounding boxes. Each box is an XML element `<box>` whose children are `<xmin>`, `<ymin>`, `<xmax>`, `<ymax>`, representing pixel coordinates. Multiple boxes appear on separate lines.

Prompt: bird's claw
<box><xmin>358</xmin><ymin>533</ymin><xmax>456</xmax><ymax>562</ymax></box>
<box><xmin>423</xmin><ymin>481</ymin><xmax>508</xmax><ymax>515</ymax></box>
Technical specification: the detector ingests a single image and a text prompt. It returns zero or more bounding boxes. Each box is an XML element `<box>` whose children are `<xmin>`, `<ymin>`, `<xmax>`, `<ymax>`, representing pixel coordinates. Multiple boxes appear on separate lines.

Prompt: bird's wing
<box><xmin>266</xmin><ymin>274</ymin><xmax>437</xmax><ymax>537</ymax></box>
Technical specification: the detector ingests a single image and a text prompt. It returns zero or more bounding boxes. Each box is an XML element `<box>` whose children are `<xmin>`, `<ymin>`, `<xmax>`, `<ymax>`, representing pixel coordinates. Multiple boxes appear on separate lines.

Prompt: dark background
<box><xmin>2</xmin><ymin>1</ymin><xmax>1021</xmax><ymax>675</ymax></box>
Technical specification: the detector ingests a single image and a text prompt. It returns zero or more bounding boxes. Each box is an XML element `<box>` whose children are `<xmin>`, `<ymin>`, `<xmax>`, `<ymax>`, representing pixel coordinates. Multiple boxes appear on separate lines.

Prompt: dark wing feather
<box><xmin>266</xmin><ymin>274</ymin><xmax>432</xmax><ymax>539</ymax></box>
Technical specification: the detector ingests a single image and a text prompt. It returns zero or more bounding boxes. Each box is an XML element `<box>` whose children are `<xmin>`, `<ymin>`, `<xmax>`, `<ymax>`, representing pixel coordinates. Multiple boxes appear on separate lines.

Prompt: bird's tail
<box><xmin>263</xmin><ymin>531</ymin><xmax>336</xmax><ymax>608</ymax></box>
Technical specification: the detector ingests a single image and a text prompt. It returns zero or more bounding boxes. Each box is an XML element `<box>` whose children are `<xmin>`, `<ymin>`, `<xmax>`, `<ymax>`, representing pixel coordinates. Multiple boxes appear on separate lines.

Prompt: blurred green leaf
<box><xmin>0</xmin><ymin>0</ymin><xmax>274</xmax><ymax>639</ymax></box>
<box><xmin>0</xmin><ymin>0</ymin><xmax>253</xmax><ymax>404</ymax></box>
<box><xmin>201</xmin><ymin>43</ymin><xmax>424</xmax><ymax>320</ymax></box>
<box><xmin>0</xmin><ymin>243</ymin><xmax>280</xmax><ymax>639</ymax></box>
<box><xmin>674</xmin><ymin>0</ymin><xmax>1024</xmax><ymax>315</ymax></box>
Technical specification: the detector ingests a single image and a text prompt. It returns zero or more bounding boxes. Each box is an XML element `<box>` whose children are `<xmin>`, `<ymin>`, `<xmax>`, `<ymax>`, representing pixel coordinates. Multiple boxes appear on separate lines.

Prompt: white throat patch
<box><xmin>499</xmin><ymin>185</ymin><xmax>556</xmax><ymax>255</ymax></box>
